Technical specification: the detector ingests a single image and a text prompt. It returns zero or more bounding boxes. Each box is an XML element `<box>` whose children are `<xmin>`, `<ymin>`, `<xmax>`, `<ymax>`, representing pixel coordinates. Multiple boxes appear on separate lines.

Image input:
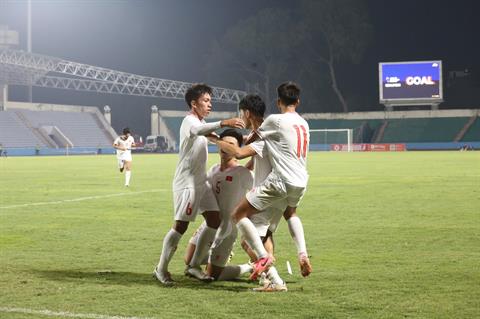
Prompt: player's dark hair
<box><xmin>123</xmin><ymin>127</ymin><xmax>131</xmax><ymax>135</ymax></box>
<box><xmin>238</xmin><ymin>94</ymin><xmax>266</xmax><ymax>118</ymax></box>
<box><xmin>185</xmin><ymin>83</ymin><xmax>213</xmax><ymax>108</ymax></box>
<box><xmin>277</xmin><ymin>81</ymin><xmax>301</xmax><ymax>106</ymax></box>
<box><xmin>220</xmin><ymin>129</ymin><xmax>243</xmax><ymax>147</ymax></box>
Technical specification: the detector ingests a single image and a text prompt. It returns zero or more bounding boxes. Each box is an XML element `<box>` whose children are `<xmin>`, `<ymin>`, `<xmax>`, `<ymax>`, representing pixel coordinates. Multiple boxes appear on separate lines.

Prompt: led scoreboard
<box><xmin>379</xmin><ymin>60</ymin><xmax>443</xmax><ymax>107</ymax></box>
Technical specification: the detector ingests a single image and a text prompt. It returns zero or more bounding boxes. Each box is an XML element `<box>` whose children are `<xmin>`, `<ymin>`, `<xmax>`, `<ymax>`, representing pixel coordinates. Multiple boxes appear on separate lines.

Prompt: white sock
<box><xmin>237</xmin><ymin>218</ymin><xmax>268</xmax><ymax>259</ymax></box>
<box><xmin>125</xmin><ymin>170</ymin><xmax>131</xmax><ymax>186</ymax></box>
<box><xmin>217</xmin><ymin>264</ymin><xmax>253</xmax><ymax>281</ymax></box>
<box><xmin>189</xmin><ymin>226</ymin><xmax>216</xmax><ymax>267</ymax></box>
<box><xmin>157</xmin><ymin>229</ymin><xmax>182</xmax><ymax>273</ymax></box>
<box><xmin>287</xmin><ymin>216</ymin><xmax>307</xmax><ymax>256</ymax></box>
<box><xmin>267</xmin><ymin>266</ymin><xmax>284</xmax><ymax>285</ymax></box>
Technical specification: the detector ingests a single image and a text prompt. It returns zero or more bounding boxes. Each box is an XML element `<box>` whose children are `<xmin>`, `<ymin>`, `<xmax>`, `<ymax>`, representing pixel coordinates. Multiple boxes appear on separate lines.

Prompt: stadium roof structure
<box><xmin>0</xmin><ymin>48</ymin><xmax>245</xmax><ymax>104</ymax></box>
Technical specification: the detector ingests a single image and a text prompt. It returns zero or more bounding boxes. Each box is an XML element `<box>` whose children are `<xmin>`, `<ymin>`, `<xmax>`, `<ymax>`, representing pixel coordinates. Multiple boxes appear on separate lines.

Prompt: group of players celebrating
<box><xmin>141</xmin><ymin>81</ymin><xmax>310</xmax><ymax>292</ymax></box>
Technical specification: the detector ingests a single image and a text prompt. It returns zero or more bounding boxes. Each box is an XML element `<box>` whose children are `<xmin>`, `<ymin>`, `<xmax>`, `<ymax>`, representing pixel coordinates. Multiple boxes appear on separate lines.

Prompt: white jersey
<box><xmin>172</xmin><ymin>114</ymin><xmax>211</xmax><ymax>191</ymax></box>
<box><xmin>114</xmin><ymin>135</ymin><xmax>134</xmax><ymax>159</ymax></box>
<box><xmin>207</xmin><ymin>164</ymin><xmax>253</xmax><ymax>220</ymax></box>
<box><xmin>257</xmin><ymin>112</ymin><xmax>309</xmax><ymax>187</ymax></box>
<box><xmin>248</xmin><ymin>139</ymin><xmax>272</xmax><ymax>187</ymax></box>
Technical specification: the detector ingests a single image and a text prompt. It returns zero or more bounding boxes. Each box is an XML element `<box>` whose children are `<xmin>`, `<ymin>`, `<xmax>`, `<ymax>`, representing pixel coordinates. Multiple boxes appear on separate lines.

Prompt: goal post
<box><xmin>309</xmin><ymin>128</ymin><xmax>353</xmax><ymax>152</ymax></box>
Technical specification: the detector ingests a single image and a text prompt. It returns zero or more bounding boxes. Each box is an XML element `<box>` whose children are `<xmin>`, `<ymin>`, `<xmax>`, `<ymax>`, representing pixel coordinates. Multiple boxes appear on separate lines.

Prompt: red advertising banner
<box><xmin>330</xmin><ymin>143</ymin><xmax>406</xmax><ymax>152</ymax></box>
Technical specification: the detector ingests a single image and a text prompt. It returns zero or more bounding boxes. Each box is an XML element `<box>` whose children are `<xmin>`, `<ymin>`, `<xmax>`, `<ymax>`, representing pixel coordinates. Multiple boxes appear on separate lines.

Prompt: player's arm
<box><xmin>244</xmin><ymin>158</ymin><xmax>254</xmax><ymax>171</ymax></box>
<box><xmin>206</xmin><ymin>132</ymin><xmax>220</xmax><ymax>144</ymax></box>
<box><xmin>112</xmin><ymin>140</ymin><xmax>126</xmax><ymax>151</ymax></box>
<box><xmin>216</xmin><ymin>140</ymin><xmax>256</xmax><ymax>160</ymax></box>
<box><xmin>189</xmin><ymin>118</ymin><xmax>245</xmax><ymax>137</ymax></box>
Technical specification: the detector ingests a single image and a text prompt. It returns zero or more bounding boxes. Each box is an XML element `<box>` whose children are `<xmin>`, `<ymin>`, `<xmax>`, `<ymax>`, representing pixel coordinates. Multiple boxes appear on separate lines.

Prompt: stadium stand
<box><xmin>0</xmin><ymin>110</ymin><xmax>47</xmax><ymax>148</ymax></box>
<box><xmin>302</xmin><ymin>110</ymin><xmax>480</xmax><ymax>149</ymax></box>
<box><xmin>0</xmin><ymin>102</ymin><xmax>116</xmax><ymax>151</ymax></box>
<box><xmin>17</xmin><ymin>109</ymin><xmax>112</xmax><ymax>147</ymax></box>
<box><xmin>381</xmin><ymin>117</ymin><xmax>469</xmax><ymax>143</ymax></box>
<box><xmin>461</xmin><ymin>117</ymin><xmax>480</xmax><ymax>142</ymax></box>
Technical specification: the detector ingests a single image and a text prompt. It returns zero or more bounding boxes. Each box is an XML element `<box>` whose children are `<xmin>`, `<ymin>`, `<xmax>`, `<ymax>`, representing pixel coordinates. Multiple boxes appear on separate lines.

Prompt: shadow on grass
<box><xmin>31</xmin><ymin>269</ymin><xmax>261</xmax><ymax>292</ymax></box>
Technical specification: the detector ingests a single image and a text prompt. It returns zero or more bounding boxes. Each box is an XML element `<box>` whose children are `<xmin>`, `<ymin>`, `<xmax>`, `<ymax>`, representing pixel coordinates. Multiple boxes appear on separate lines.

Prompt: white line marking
<box><xmin>0</xmin><ymin>307</ymin><xmax>157</xmax><ymax>319</ymax></box>
<box><xmin>0</xmin><ymin>189</ymin><xmax>167</xmax><ymax>210</ymax></box>
<box><xmin>286</xmin><ymin>261</ymin><xmax>293</xmax><ymax>275</ymax></box>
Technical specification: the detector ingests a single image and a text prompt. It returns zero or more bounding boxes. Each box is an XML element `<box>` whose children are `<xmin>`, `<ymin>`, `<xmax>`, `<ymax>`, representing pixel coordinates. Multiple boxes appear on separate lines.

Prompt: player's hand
<box><xmin>221</xmin><ymin>118</ymin><xmax>245</xmax><ymax>129</ymax></box>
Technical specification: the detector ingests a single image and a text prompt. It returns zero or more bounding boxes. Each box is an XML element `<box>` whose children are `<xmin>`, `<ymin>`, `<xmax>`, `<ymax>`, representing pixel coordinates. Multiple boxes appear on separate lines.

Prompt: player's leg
<box><xmin>237</xmin><ymin>226</ymin><xmax>287</xmax><ymax>291</ymax></box>
<box><xmin>117</xmin><ymin>158</ymin><xmax>124</xmax><ymax>173</ymax></box>
<box><xmin>284</xmin><ymin>185</ymin><xmax>312</xmax><ymax>277</ymax></box>
<box><xmin>185</xmin><ymin>186</ymin><xmax>219</xmax><ymax>280</ymax></box>
<box><xmin>241</xmin><ymin>239</ymin><xmax>257</xmax><ymax>262</ymax></box>
<box><xmin>248</xmin><ymin>211</ymin><xmax>286</xmax><ymax>289</ymax></box>
<box><xmin>154</xmin><ymin>189</ymin><xmax>198</xmax><ymax>285</ymax></box>
<box><xmin>253</xmin><ymin>265</ymin><xmax>287</xmax><ymax>292</ymax></box>
<box><xmin>154</xmin><ymin>220</ymin><xmax>188</xmax><ymax>285</ymax></box>
<box><xmin>206</xmin><ymin>231</ymin><xmax>234</xmax><ymax>280</ymax></box>
<box><xmin>184</xmin><ymin>222</ymin><xmax>207</xmax><ymax>266</ymax></box>
<box><xmin>124</xmin><ymin>160</ymin><xmax>132</xmax><ymax>186</ymax></box>
<box><xmin>233</xmin><ymin>198</ymin><xmax>268</xmax><ymax>260</ymax></box>
<box><xmin>185</xmin><ymin>210</ymin><xmax>219</xmax><ymax>281</ymax></box>
<box><xmin>233</xmin><ymin>175</ymin><xmax>286</xmax><ymax>279</ymax></box>
<box><xmin>241</xmin><ymin>212</ymin><xmax>273</xmax><ymax>263</ymax></box>
<box><xmin>207</xmin><ymin>229</ymin><xmax>253</xmax><ymax>281</ymax></box>
<box><xmin>284</xmin><ymin>207</ymin><xmax>312</xmax><ymax>277</ymax></box>
<box><xmin>184</xmin><ymin>242</ymin><xmax>196</xmax><ymax>266</ymax></box>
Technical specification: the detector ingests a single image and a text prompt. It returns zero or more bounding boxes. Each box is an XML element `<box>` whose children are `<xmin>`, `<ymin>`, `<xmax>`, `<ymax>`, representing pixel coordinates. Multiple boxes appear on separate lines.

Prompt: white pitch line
<box><xmin>0</xmin><ymin>189</ymin><xmax>167</xmax><ymax>210</ymax></box>
<box><xmin>0</xmin><ymin>307</ymin><xmax>157</xmax><ymax>319</ymax></box>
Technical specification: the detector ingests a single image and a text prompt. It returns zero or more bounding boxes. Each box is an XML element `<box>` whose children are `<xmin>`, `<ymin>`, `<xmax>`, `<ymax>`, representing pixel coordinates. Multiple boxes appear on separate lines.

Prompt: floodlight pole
<box><xmin>27</xmin><ymin>0</ymin><xmax>32</xmax><ymax>102</ymax></box>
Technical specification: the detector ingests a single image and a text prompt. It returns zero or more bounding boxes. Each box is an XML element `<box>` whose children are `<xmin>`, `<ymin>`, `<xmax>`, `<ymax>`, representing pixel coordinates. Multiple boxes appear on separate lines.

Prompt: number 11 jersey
<box><xmin>257</xmin><ymin>112</ymin><xmax>310</xmax><ymax>188</ymax></box>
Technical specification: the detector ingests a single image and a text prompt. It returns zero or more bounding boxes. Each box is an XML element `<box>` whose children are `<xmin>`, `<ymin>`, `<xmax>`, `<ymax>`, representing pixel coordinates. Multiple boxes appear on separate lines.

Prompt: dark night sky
<box><xmin>1</xmin><ymin>0</ymin><xmax>479</xmax><ymax>137</ymax></box>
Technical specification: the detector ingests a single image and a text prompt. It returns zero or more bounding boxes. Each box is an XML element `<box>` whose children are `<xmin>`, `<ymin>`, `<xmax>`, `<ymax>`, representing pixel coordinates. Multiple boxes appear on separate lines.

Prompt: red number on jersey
<box><xmin>186</xmin><ymin>202</ymin><xmax>193</xmax><ymax>215</ymax></box>
<box><xmin>293</xmin><ymin>124</ymin><xmax>308</xmax><ymax>158</ymax></box>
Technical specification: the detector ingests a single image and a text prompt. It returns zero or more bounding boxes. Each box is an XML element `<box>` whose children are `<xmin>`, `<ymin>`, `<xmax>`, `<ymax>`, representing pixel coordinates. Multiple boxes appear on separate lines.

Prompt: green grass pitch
<box><xmin>0</xmin><ymin>151</ymin><xmax>479</xmax><ymax>318</ymax></box>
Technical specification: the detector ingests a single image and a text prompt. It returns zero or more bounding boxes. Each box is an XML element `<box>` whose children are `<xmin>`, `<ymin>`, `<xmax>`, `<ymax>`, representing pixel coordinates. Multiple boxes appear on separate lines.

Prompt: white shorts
<box><xmin>117</xmin><ymin>152</ymin><xmax>132</xmax><ymax>162</ymax></box>
<box><xmin>174</xmin><ymin>184</ymin><xmax>219</xmax><ymax>222</ymax></box>
<box><xmin>246</xmin><ymin>173</ymin><xmax>306</xmax><ymax>212</ymax></box>
<box><xmin>250</xmin><ymin>199</ymin><xmax>286</xmax><ymax>237</ymax></box>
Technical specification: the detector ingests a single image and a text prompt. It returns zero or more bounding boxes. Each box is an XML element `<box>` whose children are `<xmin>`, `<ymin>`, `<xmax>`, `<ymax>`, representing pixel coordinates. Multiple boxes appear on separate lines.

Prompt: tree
<box><xmin>299</xmin><ymin>0</ymin><xmax>372</xmax><ymax>112</ymax></box>
<box><xmin>205</xmin><ymin>8</ymin><xmax>301</xmax><ymax>113</ymax></box>
<box><xmin>205</xmin><ymin>1</ymin><xmax>372</xmax><ymax>113</ymax></box>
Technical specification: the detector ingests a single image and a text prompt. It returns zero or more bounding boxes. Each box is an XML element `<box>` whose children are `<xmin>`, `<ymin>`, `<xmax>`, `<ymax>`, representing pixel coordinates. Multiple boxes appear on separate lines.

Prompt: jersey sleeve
<box><xmin>113</xmin><ymin>137</ymin><xmax>120</xmax><ymax>145</ymax></box>
<box><xmin>182</xmin><ymin>116</ymin><xmax>196</xmax><ymax>138</ymax></box>
<box><xmin>190</xmin><ymin>121</ymin><xmax>221</xmax><ymax>137</ymax></box>
<box><xmin>257</xmin><ymin>115</ymin><xmax>279</xmax><ymax>139</ymax></box>
<box><xmin>249</xmin><ymin>140</ymin><xmax>265</xmax><ymax>158</ymax></box>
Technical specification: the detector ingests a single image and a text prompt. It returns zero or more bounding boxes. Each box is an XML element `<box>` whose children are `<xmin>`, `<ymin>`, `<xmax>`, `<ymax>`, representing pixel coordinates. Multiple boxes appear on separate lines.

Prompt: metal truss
<box><xmin>0</xmin><ymin>49</ymin><xmax>245</xmax><ymax>104</ymax></box>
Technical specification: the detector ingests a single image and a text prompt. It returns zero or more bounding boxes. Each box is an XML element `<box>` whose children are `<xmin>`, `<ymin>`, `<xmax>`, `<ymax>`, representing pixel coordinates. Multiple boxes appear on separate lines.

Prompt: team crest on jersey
<box><xmin>226</xmin><ymin>176</ymin><xmax>233</xmax><ymax>182</ymax></box>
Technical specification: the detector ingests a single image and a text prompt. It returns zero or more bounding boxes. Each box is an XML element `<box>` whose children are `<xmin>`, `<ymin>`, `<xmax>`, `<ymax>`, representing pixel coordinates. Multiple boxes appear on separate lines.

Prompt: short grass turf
<box><xmin>0</xmin><ymin>151</ymin><xmax>479</xmax><ymax>318</ymax></box>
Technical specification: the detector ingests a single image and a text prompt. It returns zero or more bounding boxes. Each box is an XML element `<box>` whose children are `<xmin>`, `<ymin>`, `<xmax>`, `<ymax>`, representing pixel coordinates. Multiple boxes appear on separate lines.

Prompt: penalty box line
<box><xmin>0</xmin><ymin>189</ymin><xmax>167</xmax><ymax>210</ymax></box>
<box><xmin>0</xmin><ymin>306</ymin><xmax>157</xmax><ymax>319</ymax></box>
